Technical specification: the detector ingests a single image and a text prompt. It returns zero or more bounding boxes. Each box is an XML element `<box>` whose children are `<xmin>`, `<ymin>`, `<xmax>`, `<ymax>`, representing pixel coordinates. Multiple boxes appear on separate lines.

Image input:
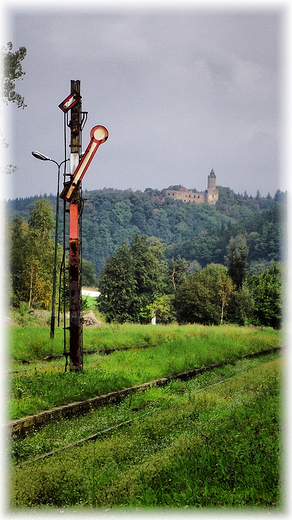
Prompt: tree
<box><xmin>1</xmin><ymin>42</ymin><xmax>27</xmax><ymax>108</ymax></box>
<box><xmin>130</xmin><ymin>234</ymin><xmax>166</xmax><ymax>322</ymax></box>
<box><xmin>173</xmin><ymin>264</ymin><xmax>234</xmax><ymax>325</ymax></box>
<box><xmin>97</xmin><ymin>234</ymin><xmax>166</xmax><ymax>323</ymax></box>
<box><xmin>153</xmin><ymin>294</ymin><xmax>176</xmax><ymax>324</ymax></box>
<box><xmin>10</xmin><ymin>217</ymin><xmax>30</xmax><ymax>307</ymax></box>
<box><xmin>10</xmin><ymin>198</ymin><xmax>60</xmax><ymax>309</ymax></box>
<box><xmin>167</xmin><ymin>256</ymin><xmax>189</xmax><ymax>293</ymax></box>
<box><xmin>174</xmin><ymin>273</ymin><xmax>212</xmax><ymax>325</ymax></box>
<box><xmin>226</xmin><ymin>280</ymin><xmax>255</xmax><ymax>326</ymax></box>
<box><xmin>226</xmin><ymin>235</ymin><xmax>248</xmax><ymax>290</ymax></box>
<box><xmin>97</xmin><ymin>241</ymin><xmax>137</xmax><ymax>323</ymax></box>
<box><xmin>248</xmin><ymin>263</ymin><xmax>282</xmax><ymax>328</ymax></box>
<box><xmin>215</xmin><ymin>268</ymin><xmax>235</xmax><ymax>324</ymax></box>
<box><xmin>255</xmin><ymin>190</ymin><xmax>261</xmax><ymax>200</ymax></box>
<box><xmin>28</xmin><ymin>198</ymin><xmax>54</xmax><ymax>237</ymax></box>
<box><xmin>82</xmin><ymin>259</ymin><xmax>97</xmax><ymax>287</ymax></box>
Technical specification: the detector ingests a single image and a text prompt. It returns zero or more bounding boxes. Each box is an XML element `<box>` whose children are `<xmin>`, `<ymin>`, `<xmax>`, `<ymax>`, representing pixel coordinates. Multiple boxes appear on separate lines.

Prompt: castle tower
<box><xmin>207</xmin><ymin>168</ymin><xmax>216</xmax><ymax>190</ymax></box>
<box><xmin>205</xmin><ymin>168</ymin><xmax>219</xmax><ymax>205</ymax></box>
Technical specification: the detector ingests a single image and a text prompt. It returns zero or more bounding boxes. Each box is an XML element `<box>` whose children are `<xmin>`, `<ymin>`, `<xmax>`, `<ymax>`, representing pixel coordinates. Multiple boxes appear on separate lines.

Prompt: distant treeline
<box><xmin>6</xmin><ymin>185</ymin><xmax>286</xmax><ymax>277</ymax></box>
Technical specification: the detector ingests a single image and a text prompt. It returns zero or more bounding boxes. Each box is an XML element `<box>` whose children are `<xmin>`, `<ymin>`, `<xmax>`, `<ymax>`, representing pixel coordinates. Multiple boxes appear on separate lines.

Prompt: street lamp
<box><xmin>32</xmin><ymin>151</ymin><xmax>69</xmax><ymax>338</ymax></box>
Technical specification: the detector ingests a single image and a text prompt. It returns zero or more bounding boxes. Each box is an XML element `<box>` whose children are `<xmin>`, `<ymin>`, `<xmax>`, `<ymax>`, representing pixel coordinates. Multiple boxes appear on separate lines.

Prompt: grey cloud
<box><xmin>3</xmin><ymin>7</ymin><xmax>283</xmax><ymax>200</ymax></box>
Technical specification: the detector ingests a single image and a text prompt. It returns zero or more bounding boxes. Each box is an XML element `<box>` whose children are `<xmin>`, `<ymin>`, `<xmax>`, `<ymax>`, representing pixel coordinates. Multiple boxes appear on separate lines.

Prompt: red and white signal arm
<box><xmin>58</xmin><ymin>91</ymin><xmax>81</xmax><ymax>113</ymax></box>
<box><xmin>60</xmin><ymin>125</ymin><xmax>108</xmax><ymax>202</ymax></box>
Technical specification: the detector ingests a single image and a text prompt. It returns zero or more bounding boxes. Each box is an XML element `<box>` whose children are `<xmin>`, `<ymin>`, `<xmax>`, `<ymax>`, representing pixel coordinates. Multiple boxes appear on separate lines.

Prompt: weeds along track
<box><xmin>9</xmin><ymin>346</ymin><xmax>281</xmax><ymax>438</ymax></box>
<box><xmin>11</xmin><ymin>351</ymin><xmax>281</xmax><ymax>469</ymax></box>
<box><xmin>16</xmin><ymin>344</ymin><xmax>152</xmax><ymax>365</ymax></box>
<box><xmin>13</xmin><ymin>356</ymin><xmax>277</xmax><ymax>466</ymax></box>
<box><xmin>10</xmin><ymin>353</ymin><xmax>282</xmax><ymax>509</ymax></box>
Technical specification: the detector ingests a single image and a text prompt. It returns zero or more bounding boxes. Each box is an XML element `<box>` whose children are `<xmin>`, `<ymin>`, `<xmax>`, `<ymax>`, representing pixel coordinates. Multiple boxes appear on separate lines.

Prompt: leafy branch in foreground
<box><xmin>1</xmin><ymin>42</ymin><xmax>27</xmax><ymax>109</ymax></box>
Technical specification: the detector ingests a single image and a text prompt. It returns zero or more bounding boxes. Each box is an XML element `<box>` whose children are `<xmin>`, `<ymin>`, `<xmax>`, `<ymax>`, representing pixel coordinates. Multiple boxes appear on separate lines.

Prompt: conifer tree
<box><xmin>97</xmin><ymin>234</ymin><xmax>166</xmax><ymax>323</ymax></box>
<box><xmin>226</xmin><ymin>235</ymin><xmax>248</xmax><ymax>290</ymax></box>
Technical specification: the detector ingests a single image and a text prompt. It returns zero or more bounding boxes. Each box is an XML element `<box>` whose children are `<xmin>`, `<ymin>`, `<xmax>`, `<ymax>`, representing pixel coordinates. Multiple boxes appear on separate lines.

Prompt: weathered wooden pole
<box><xmin>59</xmin><ymin>80</ymin><xmax>108</xmax><ymax>371</ymax></box>
<box><xmin>69</xmin><ymin>80</ymin><xmax>83</xmax><ymax>371</ymax></box>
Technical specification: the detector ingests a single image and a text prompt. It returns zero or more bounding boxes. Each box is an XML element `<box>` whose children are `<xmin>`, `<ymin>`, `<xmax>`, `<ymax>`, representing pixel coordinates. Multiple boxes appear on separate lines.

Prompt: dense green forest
<box><xmin>6</xmin><ymin>185</ymin><xmax>286</xmax><ymax>277</ymax></box>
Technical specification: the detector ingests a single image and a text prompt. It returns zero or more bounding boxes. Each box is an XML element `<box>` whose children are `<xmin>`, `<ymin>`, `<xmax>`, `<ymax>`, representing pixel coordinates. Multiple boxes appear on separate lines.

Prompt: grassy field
<box><xmin>9</xmin><ymin>321</ymin><xmax>280</xmax><ymax>419</ymax></box>
<box><xmin>10</xmin><ymin>352</ymin><xmax>282</xmax><ymax>510</ymax></box>
<box><xmin>7</xmin><ymin>315</ymin><xmax>283</xmax><ymax>511</ymax></box>
<box><xmin>9</xmin><ymin>305</ymin><xmax>281</xmax><ymax>361</ymax></box>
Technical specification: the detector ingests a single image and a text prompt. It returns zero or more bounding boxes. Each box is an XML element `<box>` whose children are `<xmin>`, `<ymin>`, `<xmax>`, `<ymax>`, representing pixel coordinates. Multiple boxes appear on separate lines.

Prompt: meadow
<box><xmin>10</xmin><ymin>352</ymin><xmax>282</xmax><ymax>510</ymax></box>
<box><xmin>9</xmin><ymin>321</ymin><xmax>280</xmax><ymax>419</ymax></box>
<box><xmin>7</xmin><ymin>314</ymin><xmax>283</xmax><ymax>511</ymax></box>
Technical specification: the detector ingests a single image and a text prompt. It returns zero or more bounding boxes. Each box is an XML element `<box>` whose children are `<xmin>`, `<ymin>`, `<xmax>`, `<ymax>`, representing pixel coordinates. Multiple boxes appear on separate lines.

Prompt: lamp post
<box><xmin>32</xmin><ymin>151</ymin><xmax>69</xmax><ymax>338</ymax></box>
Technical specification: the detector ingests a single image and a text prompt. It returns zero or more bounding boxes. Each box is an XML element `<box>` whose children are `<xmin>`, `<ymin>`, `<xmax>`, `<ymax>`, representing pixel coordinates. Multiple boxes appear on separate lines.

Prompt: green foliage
<box><xmin>6</xmin><ymin>187</ymin><xmax>285</xmax><ymax>277</ymax></box>
<box><xmin>248</xmin><ymin>263</ymin><xmax>282</xmax><ymax>329</ymax></box>
<box><xmin>81</xmin><ymin>258</ymin><xmax>97</xmax><ymax>287</ymax></box>
<box><xmin>166</xmin><ymin>256</ymin><xmax>189</xmax><ymax>293</ymax></box>
<box><xmin>10</xmin><ymin>198</ymin><xmax>61</xmax><ymax>310</ymax></box>
<box><xmin>173</xmin><ymin>259</ymin><xmax>282</xmax><ymax>328</ymax></box>
<box><xmin>1</xmin><ymin>42</ymin><xmax>27</xmax><ymax>108</ymax></box>
<box><xmin>18</xmin><ymin>301</ymin><xmax>30</xmax><ymax>317</ymax></box>
<box><xmin>28</xmin><ymin>198</ymin><xmax>54</xmax><ymax>235</ymax></box>
<box><xmin>246</xmin><ymin>206</ymin><xmax>282</xmax><ymax>263</ymax></box>
<box><xmin>231</xmin><ymin>282</ymin><xmax>255</xmax><ymax>326</ymax></box>
<box><xmin>97</xmin><ymin>234</ymin><xmax>166</xmax><ymax>323</ymax></box>
<box><xmin>6</xmin><ymin>188</ymin><xmax>285</xmax><ymax>327</ymax></box>
<box><xmin>174</xmin><ymin>264</ymin><xmax>234</xmax><ymax>325</ymax></box>
<box><xmin>153</xmin><ymin>294</ymin><xmax>176</xmax><ymax>324</ymax></box>
<box><xmin>226</xmin><ymin>234</ymin><xmax>248</xmax><ymax>289</ymax></box>
<box><xmin>97</xmin><ymin>241</ymin><xmax>138</xmax><ymax>323</ymax></box>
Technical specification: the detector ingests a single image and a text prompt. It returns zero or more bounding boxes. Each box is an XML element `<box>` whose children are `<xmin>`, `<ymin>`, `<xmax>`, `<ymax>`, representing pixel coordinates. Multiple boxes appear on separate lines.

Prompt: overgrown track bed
<box><xmin>10</xmin><ymin>324</ymin><xmax>281</xmax><ymax>421</ymax></box>
<box><xmin>9</xmin><ymin>346</ymin><xmax>281</xmax><ymax>437</ymax></box>
<box><xmin>10</xmin><ymin>352</ymin><xmax>282</xmax><ymax>510</ymax></box>
<box><xmin>18</xmin><ymin>345</ymin><xmax>147</xmax><ymax>364</ymax></box>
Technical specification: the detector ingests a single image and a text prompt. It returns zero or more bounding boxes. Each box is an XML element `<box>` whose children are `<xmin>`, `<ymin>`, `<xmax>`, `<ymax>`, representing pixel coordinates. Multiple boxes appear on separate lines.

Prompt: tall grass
<box><xmin>9</xmin><ymin>326</ymin><xmax>63</xmax><ymax>361</ymax></box>
<box><xmin>10</xmin><ymin>356</ymin><xmax>282</xmax><ymax>510</ymax></box>
<box><xmin>9</xmin><ymin>321</ymin><xmax>280</xmax><ymax>361</ymax></box>
<box><xmin>11</xmin><ymin>351</ymin><xmax>279</xmax><ymax>463</ymax></box>
<box><xmin>9</xmin><ymin>325</ymin><xmax>281</xmax><ymax>419</ymax></box>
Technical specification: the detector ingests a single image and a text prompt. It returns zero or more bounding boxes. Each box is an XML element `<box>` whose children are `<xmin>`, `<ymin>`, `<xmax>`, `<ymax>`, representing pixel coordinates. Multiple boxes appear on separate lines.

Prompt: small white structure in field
<box><xmin>81</xmin><ymin>290</ymin><xmax>100</xmax><ymax>297</ymax></box>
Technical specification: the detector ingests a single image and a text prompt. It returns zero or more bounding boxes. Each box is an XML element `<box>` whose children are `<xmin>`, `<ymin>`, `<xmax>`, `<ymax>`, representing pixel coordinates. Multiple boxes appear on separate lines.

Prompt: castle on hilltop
<box><xmin>164</xmin><ymin>169</ymin><xmax>219</xmax><ymax>205</ymax></box>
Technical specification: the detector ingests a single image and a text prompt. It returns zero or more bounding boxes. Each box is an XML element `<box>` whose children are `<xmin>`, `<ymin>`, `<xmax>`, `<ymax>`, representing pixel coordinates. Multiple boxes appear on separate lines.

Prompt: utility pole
<box><xmin>69</xmin><ymin>79</ymin><xmax>83</xmax><ymax>371</ymax></box>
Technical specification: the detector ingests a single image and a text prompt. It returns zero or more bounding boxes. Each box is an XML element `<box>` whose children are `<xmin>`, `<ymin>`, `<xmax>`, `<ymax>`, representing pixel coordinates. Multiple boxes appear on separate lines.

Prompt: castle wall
<box><xmin>165</xmin><ymin>190</ymin><xmax>206</xmax><ymax>204</ymax></box>
<box><xmin>164</xmin><ymin>171</ymin><xmax>219</xmax><ymax>205</ymax></box>
<box><xmin>205</xmin><ymin>188</ymin><xmax>219</xmax><ymax>205</ymax></box>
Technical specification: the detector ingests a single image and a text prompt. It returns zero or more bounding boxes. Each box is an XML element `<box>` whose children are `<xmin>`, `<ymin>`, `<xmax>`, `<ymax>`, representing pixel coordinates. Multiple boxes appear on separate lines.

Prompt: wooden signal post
<box><xmin>68</xmin><ymin>80</ymin><xmax>83</xmax><ymax>371</ymax></box>
<box><xmin>59</xmin><ymin>80</ymin><xmax>108</xmax><ymax>372</ymax></box>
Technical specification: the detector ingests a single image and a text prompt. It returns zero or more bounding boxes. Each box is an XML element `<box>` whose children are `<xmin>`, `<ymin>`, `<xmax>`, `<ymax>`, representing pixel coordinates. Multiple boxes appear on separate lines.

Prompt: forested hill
<box><xmin>6</xmin><ymin>186</ymin><xmax>286</xmax><ymax>276</ymax></box>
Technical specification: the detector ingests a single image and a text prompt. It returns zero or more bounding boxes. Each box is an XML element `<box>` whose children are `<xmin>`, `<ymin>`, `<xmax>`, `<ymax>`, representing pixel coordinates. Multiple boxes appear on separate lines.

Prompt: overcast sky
<box><xmin>1</xmin><ymin>0</ymin><xmax>289</xmax><ymax>200</ymax></box>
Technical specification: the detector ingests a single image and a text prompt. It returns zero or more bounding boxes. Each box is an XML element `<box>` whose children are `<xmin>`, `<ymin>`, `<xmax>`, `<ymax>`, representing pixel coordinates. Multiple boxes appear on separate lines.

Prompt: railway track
<box><xmin>11</xmin><ymin>349</ymin><xmax>281</xmax><ymax>468</ymax></box>
<box><xmin>9</xmin><ymin>346</ymin><xmax>281</xmax><ymax>438</ymax></box>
